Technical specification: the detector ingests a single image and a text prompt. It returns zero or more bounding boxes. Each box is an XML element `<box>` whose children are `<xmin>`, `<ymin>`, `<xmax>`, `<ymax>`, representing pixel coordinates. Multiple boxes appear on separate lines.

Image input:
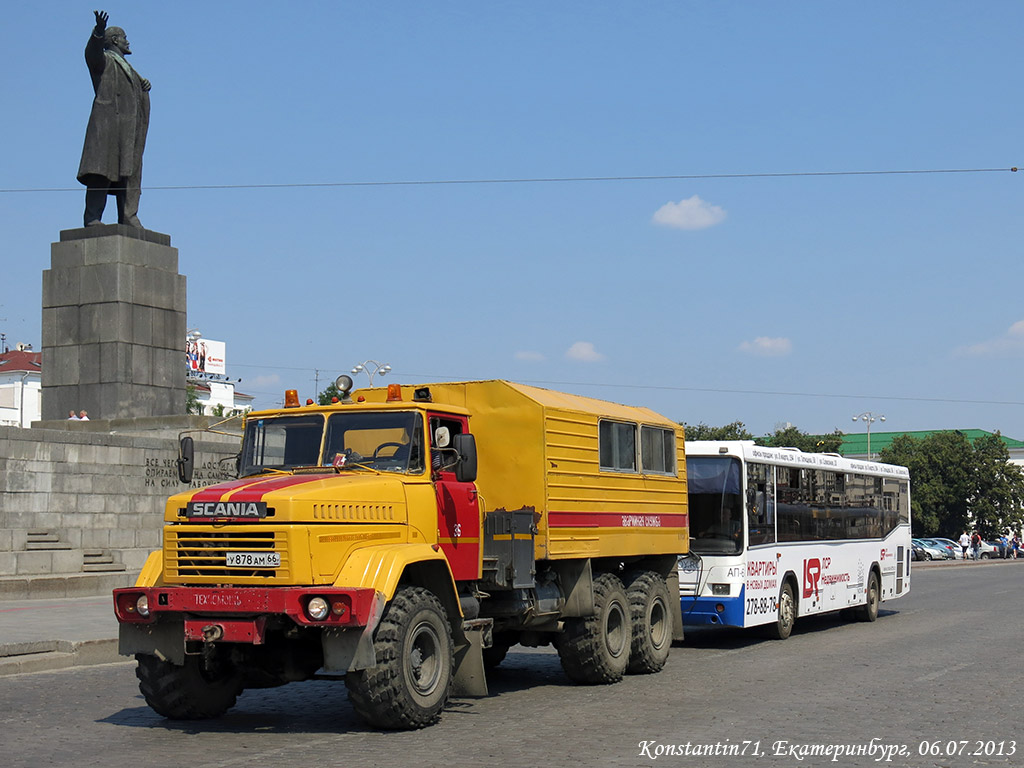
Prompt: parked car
<box><xmin>930</xmin><ymin>537</ymin><xmax>965</xmax><ymax>559</ymax></box>
<box><xmin>919</xmin><ymin>538</ymin><xmax>958</xmax><ymax>560</ymax></box>
<box><xmin>911</xmin><ymin>540</ymin><xmax>928</xmax><ymax>561</ymax></box>
<box><xmin>913</xmin><ymin>538</ymin><xmax>954</xmax><ymax>560</ymax></box>
<box><xmin>979</xmin><ymin>541</ymin><xmax>1005</xmax><ymax>559</ymax></box>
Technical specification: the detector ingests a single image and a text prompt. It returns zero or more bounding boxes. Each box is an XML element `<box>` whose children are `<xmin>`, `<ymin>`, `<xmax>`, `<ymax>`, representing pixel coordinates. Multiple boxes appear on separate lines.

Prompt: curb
<box><xmin>0</xmin><ymin>638</ymin><xmax>124</xmax><ymax>677</ymax></box>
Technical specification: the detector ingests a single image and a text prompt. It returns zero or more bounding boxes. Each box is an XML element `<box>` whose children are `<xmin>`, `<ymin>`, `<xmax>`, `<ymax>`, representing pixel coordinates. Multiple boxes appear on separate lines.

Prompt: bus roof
<box><xmin>685</xmin><ymin>440</ymin><xmax>910</xmax><ymax>481</ymax></box>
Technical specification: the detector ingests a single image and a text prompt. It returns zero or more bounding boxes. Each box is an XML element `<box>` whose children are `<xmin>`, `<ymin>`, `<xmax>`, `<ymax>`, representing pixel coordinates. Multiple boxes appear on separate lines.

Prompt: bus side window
<box><xmin>747</xmin><ymin>462</ymin><xmax>775</xmax><ymax>546</ymax></box>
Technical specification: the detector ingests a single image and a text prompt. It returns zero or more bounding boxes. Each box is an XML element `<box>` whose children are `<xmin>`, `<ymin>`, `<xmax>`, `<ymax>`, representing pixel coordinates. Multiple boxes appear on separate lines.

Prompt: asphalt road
<box><xmin>0</xmin><ymin>562</ymin><xmax>1021</xmax><ymax>768</ymax></box>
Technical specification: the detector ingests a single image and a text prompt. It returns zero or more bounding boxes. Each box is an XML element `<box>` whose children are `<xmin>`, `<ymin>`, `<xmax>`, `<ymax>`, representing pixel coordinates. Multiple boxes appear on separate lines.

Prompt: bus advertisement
<box><xmin>679</xmin><ymin>441</ymin><xmax>911</xmax><ymax>639</ymax></box>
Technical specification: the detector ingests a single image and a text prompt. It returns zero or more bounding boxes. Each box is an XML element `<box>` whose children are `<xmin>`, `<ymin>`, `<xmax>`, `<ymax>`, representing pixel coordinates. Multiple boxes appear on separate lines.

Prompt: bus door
<box><xmin>430</xmin><ymin>413</ymin><xmax>481</xmax><ymax>581</ymax></box>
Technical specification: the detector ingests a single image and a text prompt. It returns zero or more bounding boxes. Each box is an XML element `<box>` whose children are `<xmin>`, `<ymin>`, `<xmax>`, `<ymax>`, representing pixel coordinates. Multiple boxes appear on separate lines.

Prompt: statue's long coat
<box><xmin>77</xmin><ymin>32</ymin><xmax>150</xmax><ymax>185</ymax></box>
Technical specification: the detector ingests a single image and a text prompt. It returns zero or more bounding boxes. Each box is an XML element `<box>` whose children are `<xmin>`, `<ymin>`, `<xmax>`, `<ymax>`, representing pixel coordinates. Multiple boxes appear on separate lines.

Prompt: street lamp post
<box><xmin>851</xmin><ymin>411</ymin><xmax>886</xmax><ymax>459</ymax></box>
<box><xmin>351</xmin><ymin>360</ymin><xmax>392</xmax><ymax>387</ymax></box>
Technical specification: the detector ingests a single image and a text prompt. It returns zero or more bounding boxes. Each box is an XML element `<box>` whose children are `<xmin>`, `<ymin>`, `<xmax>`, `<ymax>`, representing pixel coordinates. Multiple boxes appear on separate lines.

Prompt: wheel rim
<box><xmin>605</xmin><ymin>600</ymin><xmax>628</xmax><ymax>658</ymax></box>
<box><xmin>779</xmin><ymin>588</ymin><xmax>794</xmax><ymax>632</ymax></box>
<box><xmin>648</xmin><ymin>596</ymin><xmax>669</xmax><ymax>650</ymax></box>
<box><xmin>407</xmin><ymin>619</ymin><xmax>443</xmax><ymax>697</ymax></box>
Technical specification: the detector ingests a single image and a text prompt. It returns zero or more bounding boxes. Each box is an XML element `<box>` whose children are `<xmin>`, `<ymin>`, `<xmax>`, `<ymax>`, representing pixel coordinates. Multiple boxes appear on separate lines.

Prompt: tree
<box><xmin>754</xmin><ymin>426</ymin><xmax>844</xmax><ymax>453</ymax></box>
<box><xmin>967</xmin><ymin>433</ymin><xmax>1024</xmax><ymax>537</ymax></box>
<box><xmin>878</xmin><ymin>431</ymin><xmax>1024</xmax><ymax>538</ymax></box>
<box><xmin>185</xmin><ymin>384</ymin><xmax>202</xmax><ymax>415</ymax></box>
<box><xmin>681</xmin><ymin>421</ymin><xmax>754</xmax><ymax>441</ymax></box>
<box><xmin>318</xmin><ymin>382</ymin><xmax>344</xmax><ymax>405</ymax></box>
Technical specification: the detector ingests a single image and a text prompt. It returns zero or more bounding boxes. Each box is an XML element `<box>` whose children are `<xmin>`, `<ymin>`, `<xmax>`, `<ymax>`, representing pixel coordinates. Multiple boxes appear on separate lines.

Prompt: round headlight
<box><xmin>136</xmin><ymin>595</ymin><xmax>150</xmax><ymax>618</ymax></box>
<box><xmin>307</xmin><ymin>597</ymin><xmax>329</xmax><ymax>621</ymax></box>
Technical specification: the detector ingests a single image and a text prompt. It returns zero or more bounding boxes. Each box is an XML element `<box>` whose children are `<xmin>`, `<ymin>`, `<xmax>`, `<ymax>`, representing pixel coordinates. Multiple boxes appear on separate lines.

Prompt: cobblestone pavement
<box><xmin>0</xmin><ymin>563</ymin><xmax>1020</xmax><ymax>768</ymax></box>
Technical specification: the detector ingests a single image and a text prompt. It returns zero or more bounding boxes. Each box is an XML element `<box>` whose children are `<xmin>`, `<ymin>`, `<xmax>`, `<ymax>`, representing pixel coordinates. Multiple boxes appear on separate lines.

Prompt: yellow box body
<box><xmin>358</xmin><ymin>380</ymin><xmax>690</xmax><ymax>563</ymax></box>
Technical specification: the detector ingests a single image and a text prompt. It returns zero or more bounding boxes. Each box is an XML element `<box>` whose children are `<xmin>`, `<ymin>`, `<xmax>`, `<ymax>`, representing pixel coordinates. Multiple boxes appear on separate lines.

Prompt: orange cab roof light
<box><xmin>284</xmin><ymin>389</ymin><xmax>300</xmax><ymax>408</ymax></box>
<box><xmin>386</xmin><ymin>383</ymin><xmax>403</xmax><ymax>402</ymax></box>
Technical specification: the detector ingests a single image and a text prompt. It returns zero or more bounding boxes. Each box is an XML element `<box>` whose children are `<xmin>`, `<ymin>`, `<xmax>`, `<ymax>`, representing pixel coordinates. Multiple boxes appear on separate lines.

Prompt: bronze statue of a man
<box><xmin>77</xmin><ymin>10</ymin><xmax>151</xmax><ymax>228</ymax></box>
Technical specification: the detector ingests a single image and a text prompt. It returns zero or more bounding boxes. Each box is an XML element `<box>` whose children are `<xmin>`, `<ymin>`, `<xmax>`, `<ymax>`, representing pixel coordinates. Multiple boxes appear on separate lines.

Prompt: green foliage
<box><xmin>211</xmin><ymin>403</ymin><xmax>225</xmax><ymax>417</ymax></box>
<box><xmin>185</xmin><ymin>384</ymin><xmax>202</xmax><ymax>415</ymax></box>
<box><xmin>682</xmin><ymin>420</ymin><xmax>754</xmax><ymax>441</ymax></box>
<box><xmin>754</xmin><ymin>426</ymin><xmax>844</xmax><ymax>454</ymax></box>
<box><xmin>878</xmin><ymin>431</ymin><xmax>1024</xmax><ymax>538</ymax></box>
<box><xmin>318</xmin><ymin>382</ymin><xmax>343</xmax><ymax>406</ymax></box>
<box><xmin>681</xmin><ymin>421</ymin><xmax>843</xmax><ymax>453</ymax></box>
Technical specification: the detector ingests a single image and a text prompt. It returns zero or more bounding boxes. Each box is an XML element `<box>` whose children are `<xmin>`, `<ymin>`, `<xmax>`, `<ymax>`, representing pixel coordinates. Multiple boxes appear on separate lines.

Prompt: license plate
<box><xmin>226</xmin><ymin>551</ymin><xmax>281</xmax><ymax>568</ymax></box>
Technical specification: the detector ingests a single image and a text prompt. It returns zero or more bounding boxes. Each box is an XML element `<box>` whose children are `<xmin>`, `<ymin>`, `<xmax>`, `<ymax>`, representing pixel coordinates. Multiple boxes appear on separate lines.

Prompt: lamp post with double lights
<box><xmin>852</xmin><ymin>411</ymin><xmax>886</xmax><ymax>459</ymax></box>
<box><xmin>351</xmin><ymin>360</ymin><xmax>392</xmax><ymax>387</ymax></box>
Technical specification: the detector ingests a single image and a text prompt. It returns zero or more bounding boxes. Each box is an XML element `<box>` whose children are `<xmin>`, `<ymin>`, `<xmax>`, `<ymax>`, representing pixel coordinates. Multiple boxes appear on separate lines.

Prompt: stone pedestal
<box><xmin>41</xmin><ymin>225</ymin><xmax>186</xmax><ymax>420</ymax></box>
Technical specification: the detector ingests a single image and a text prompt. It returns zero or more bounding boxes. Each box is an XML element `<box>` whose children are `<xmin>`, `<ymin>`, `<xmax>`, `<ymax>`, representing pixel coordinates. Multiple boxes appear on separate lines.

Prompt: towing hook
<box><xmin>201</xmin><ymin>624</ymin><xmax>224</xmax><ymax>642</ymax></box>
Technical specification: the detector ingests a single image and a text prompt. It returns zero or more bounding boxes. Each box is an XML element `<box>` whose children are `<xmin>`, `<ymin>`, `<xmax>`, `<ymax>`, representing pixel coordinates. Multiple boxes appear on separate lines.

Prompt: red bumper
<box><xmin>113</xmin><ymin>586</ymin><xmax>379</xmax><ymax>644</ymax></box>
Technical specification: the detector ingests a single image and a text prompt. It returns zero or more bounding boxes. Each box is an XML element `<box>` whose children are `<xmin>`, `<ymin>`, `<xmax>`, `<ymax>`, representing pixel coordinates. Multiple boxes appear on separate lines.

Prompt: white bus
<box><xmin>680</xmin><ymin>441</ymin><xmax>911</xmax><ymax>639</ymax></box>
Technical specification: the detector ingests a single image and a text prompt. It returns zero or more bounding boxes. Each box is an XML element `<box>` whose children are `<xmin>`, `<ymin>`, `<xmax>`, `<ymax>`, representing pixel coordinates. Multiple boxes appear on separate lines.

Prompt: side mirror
<box><xmin>452</xmin><ymin>433</ymin><xmax>477</xmax><ymax>484</ymax></box>
<box><xmin>177</xmin><ymin>436</ymin><xmax>195</xmax><ymax>484</ymax></box>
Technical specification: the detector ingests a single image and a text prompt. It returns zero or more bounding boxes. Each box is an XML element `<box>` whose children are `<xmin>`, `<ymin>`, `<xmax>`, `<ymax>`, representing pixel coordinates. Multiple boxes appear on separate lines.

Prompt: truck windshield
<box><xmin>240</xmin><ymin>411</ymin><xmax>425</xmax><ymax>477</ymax></box>
<box><xmin>323</xmin><ymin>411</ymin><xmax>424</xmax><ymax>474</ymax></box>
<box><xmin>686</xmin><ymin>456</ymin><xmax>743</xmax><ymax>555</ymax></box>
<box><xmin>240</xmin><ymin>414</ymin><xmax>325</xmax><ymax>476</ymax></box>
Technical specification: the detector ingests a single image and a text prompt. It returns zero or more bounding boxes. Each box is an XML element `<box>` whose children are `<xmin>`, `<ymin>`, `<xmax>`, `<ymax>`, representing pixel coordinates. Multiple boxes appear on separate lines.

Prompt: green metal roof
<box><xmin>839</xmin><ymin>429</ymin><xmax>1024</xmax><ymax>456</ymax></box>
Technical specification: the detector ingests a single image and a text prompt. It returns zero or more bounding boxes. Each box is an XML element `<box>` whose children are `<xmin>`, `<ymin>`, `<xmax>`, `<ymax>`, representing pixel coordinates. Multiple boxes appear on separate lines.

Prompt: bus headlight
<box><xmin>710</xmin><ymin>583</ymin><xmax>730</xmax><ymax>596</ymax></box>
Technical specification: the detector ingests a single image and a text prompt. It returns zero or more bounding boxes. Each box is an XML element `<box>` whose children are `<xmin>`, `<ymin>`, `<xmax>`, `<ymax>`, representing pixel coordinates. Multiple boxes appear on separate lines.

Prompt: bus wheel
<box><xmin>856</xmin><ymin>571</ymin><xmax>880</xmax><ymax>622</ymax></box>
<box><xmin>765</xmin><ymin>582</ymin><xmax>795</xmax><ymax>640</ymax></box>
<box><xmin>625</xmin><ymin>571</ymin><xmax>672</xmax><ymax>674</ymax></box>
<box><xmin>136</xmin><ymin>652</ymin><xmax>243</xmax><ymax>720</ymax></box>
<box><xmin>345</xmin><ymin>586</ymin><xmax>453</xmax><ymax>730</ymax></box>
<box><xmin>557</xmin><ymin>572</ymin><xmax>632</xmax><ymax>684</ymax></box>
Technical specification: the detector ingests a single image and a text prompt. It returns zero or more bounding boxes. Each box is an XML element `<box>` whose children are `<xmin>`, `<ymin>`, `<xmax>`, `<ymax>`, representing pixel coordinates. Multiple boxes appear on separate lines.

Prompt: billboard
<box><xmin>186</xmin><ymin>338</ymin><xmax>226</xmax><ymax>377</ymax></box>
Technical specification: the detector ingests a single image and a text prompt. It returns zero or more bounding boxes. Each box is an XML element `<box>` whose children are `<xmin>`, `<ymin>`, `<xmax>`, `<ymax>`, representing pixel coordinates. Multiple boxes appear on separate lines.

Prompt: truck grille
<box><xmin>166</xmin><ymin>529</ymin><xmax>291</xmax><ymax>580</ymax></box>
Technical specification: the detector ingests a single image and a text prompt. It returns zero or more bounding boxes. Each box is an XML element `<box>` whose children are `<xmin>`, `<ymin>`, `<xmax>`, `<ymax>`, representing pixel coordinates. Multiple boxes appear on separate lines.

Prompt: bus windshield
<box><xmin>687</xmin><ymin>456</ymin><xmax>743</xmax><ymax>554</ymax></box>
<box><xmin>240</xmin><ymin>411</ymin><xmax>425</xmax><ymax>476</ymax></box>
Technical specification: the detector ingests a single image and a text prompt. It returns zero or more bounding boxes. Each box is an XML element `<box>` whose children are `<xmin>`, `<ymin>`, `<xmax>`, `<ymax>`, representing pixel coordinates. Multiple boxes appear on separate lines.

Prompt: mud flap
<box><xmin>322</xmin><ymin>591</ymin><xmax>387</xmax><ymax>673</ymax></box>
<box><xmin>119</xmin><ymin>620</ymin><xmax>185</xmax><ymax>665</ymax></box>
<box><xmin>666</xmin><ymin>569</ymin><xmax>685</xmax><ymax>642</ymax></box>
<box><xmin>451</xmin><ymin>618</ymin><xmax>492</xmax><ymax>698</ymax></box>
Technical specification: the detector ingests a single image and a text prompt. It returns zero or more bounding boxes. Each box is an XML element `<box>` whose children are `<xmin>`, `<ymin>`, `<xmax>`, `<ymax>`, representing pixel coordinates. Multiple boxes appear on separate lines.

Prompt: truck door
<box><xmin>430</xmin><ymin>414</ymin><xmax>481</xmax><ymax>581</ymax></box>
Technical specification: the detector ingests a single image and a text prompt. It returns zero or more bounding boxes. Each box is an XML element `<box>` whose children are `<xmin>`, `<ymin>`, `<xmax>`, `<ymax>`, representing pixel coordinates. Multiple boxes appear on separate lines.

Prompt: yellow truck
<box><xmin>114</xmin><ymin>379</ymin><xmax>689</xmax><ymax>729</ymax></box>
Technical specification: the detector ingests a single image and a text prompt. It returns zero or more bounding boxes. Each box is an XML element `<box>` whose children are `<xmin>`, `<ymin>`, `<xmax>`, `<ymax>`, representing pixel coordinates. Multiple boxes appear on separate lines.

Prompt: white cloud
<box><xmin>738</xmin><ymin>337</ymin><xmax>793</xmax><ymax>357</ymax></box>
<box><xmin>955</xmin><ymin>319</ymin><xmax>1024</xmax><ymax>357</ymax></box>
<box><xmin>652</xmin><ymin>195</ymin><xmax>727</xmax><ymax>231</ymax></box>
<box><xmin>566</xmin><ymin>341</ymin><xmax>606</xmax><ymax>362</ymax></box>
<box><xmin>515</xmin><ymin>350</ymin><xmax>545</xmax><ymax>362</ymax></box>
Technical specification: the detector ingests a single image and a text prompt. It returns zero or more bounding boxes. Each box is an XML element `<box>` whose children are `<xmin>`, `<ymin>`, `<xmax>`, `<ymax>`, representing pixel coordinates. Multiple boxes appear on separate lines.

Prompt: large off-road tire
<box><xmin>557</xmin><ymin>572</ymin><xmax>632</xmax><ymax>684</ymax></box>
<box><xmin>345</xmin><ymin>586</ymin><xmax>454</xmax><ymax>730</ymax></box>
<box><xmin>135</xmin><ymin>652</ymin><xmax>243</xmax><ymax>720</ymax></box>
<box><xmin>855</xmin><ymin>570</ymin><xmax>880</xmax><ymax>622</ymax></box>
<box><xmin>764</xmin><ymin>581</ymin><xmax>796</xmax><ymax>640</ymax></box>
<box><xmin>625</xmin><ymin>570</ymin><xmax>672</xmax><ymax>674</ymax></box>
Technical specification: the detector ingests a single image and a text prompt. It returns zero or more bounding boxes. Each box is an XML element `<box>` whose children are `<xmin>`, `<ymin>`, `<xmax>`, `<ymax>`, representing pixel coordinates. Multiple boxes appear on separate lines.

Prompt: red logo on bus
<box><xmin>802</xmin><ymin>558</ymin><xmax>821</xmax><ymax>599</ymax></box>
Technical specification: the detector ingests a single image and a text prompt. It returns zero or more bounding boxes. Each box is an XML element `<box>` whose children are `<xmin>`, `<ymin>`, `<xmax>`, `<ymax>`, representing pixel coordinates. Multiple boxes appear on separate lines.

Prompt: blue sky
<box><xmin>3</xmin><ymin>2</ymin><xmax>1023</xmax><ymax>439</ymax></box>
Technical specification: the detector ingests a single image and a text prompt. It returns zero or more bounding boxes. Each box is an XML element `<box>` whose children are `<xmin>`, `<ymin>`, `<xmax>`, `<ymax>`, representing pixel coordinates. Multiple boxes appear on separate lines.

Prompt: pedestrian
<box><xmin>1013</xmin><ymin>535</ymin><xmax>1021</xmax><ymax>560</ymax></box>
<box><xmin>970</xmin><ymin>530</ymin><xmax>982</xmax><ymax>561</ymax></box>
<box><xmin>958</xmin><ymin>531</ymin><xmax>970</xmax><ymax>560</ymax></box>
<box><xmin>78</xmin><ymin>410</ymin><xmax>90</xmax><ymax>421</ymax></box>
<box><xmin>67</xmin><ymin>410</ymin><xmax>79</xmax><ymax>420</ymax></box>
<box><xmin>999</xmin><ymin>533</ymin><xmax>1009</xmax><ymax>559</ymax></box>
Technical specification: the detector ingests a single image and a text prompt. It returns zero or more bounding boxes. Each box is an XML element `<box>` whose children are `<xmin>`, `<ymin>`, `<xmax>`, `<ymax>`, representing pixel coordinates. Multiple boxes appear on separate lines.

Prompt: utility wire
<box><xmin>1</xmin><ymin>166</ymin><xmax>1018</xmax><ymax>194</ymax></box>
<box><xmin>228</xmin><ymin>362</ymin><xmax>1024</xmax><ymax>408</ymax></box>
